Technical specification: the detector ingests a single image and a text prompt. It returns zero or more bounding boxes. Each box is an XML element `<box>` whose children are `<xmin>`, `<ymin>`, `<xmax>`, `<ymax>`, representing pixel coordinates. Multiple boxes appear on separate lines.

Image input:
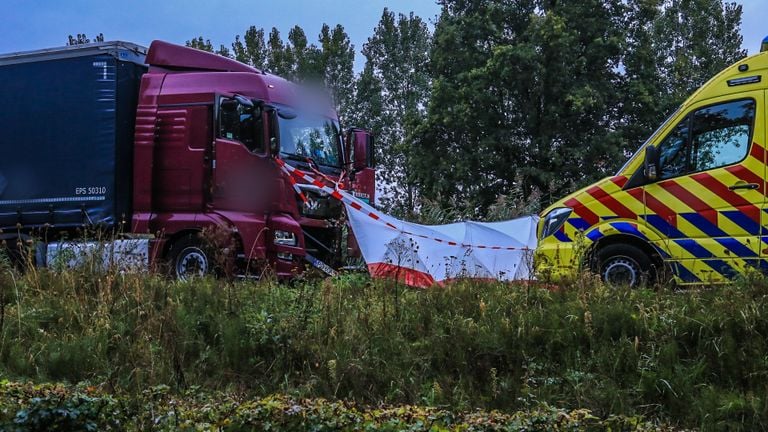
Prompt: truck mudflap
<box><xmin>304</xmin><ymin>253</ymin><xmax>337</xmax><ymax>277</ymax></box>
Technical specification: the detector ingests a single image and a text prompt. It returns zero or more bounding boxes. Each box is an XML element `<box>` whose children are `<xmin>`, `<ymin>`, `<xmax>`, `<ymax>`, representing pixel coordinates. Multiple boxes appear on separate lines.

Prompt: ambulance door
<box><xmin>643</xmin><ymin>93</ymin><xmax>763</xmax><ymax>283</ymax></box>
<box><xmin>759</xmin><ymin>90</ymin><xmax>768</xmax><ymax>273</ymax></box>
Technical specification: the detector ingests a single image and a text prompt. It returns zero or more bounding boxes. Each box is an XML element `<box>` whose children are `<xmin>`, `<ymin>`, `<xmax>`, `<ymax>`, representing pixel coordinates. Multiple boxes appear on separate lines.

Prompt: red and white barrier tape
<box><xmin>275</xmin><ymin>158</ymin><xmax>531</xmax><ymax>251</ymax></box>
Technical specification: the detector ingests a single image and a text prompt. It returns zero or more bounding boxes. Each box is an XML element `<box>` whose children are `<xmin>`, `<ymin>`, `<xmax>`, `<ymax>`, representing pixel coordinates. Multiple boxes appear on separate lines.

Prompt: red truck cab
<box><xmin>132</xmin><ymin>41</ymin><xmax>375</xmax><ymax>278</ymax></box>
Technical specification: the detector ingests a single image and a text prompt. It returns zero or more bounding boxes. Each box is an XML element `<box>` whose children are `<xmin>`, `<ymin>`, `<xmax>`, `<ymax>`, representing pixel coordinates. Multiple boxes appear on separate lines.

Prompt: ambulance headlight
<box><xmin>540</xmin><ymin>207</ymin><xmax>572</xmax><ymax>240</ymax></box>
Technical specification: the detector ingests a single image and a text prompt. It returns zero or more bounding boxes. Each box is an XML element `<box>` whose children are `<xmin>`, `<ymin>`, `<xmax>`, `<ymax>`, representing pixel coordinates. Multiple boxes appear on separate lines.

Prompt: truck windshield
<box><xmin>278</xmin><ymin>112</ymin><xmax>341</xmax><ymax>168</ymax></box>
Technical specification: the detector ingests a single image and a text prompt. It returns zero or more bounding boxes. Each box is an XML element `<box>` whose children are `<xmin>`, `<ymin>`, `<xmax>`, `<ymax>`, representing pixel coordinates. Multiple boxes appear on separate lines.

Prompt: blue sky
<box><xmin>2</xmin><ymin>0</ymin><xmax>766</xmax><ymax>68</ymax></box>
<box><xmin>2</xmin><ymin>0</ymin><xmax>442</xmax><ymax>70</ymax></box>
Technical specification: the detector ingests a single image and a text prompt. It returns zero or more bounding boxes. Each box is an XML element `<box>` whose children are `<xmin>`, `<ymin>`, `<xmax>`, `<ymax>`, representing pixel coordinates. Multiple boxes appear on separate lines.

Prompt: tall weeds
<box><xmin>1</xmin><ymin>264</ymin><xmax>768</xmax><ymax>430</ymax></box>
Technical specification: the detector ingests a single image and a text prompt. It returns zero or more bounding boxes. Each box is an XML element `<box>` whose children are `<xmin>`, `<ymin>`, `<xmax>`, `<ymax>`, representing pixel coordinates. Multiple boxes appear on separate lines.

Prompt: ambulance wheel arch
<box><xmin>587</xmin><ymin>235</ymin><xmax>664</xmax><ymax>288</ymax></box>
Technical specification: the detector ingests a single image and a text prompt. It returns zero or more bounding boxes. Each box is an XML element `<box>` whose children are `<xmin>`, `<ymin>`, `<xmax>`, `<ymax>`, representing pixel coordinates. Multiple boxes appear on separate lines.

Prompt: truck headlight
<box><xmin>274</xmin><ymin>230</ymin><xmax>297</xmax><ymax>246</ymax></box>
<box><xmin>540</xmin><ymin>207</ymin><xmax>572</xmax><ymax>240</ymax></box>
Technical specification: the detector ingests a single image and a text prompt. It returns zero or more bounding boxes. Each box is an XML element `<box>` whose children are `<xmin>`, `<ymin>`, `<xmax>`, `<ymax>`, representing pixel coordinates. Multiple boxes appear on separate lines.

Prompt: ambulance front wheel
<box><xmin>594</xmin><ymin>244</ymin><xmax>653</xmax><ymax>288</ymax></box>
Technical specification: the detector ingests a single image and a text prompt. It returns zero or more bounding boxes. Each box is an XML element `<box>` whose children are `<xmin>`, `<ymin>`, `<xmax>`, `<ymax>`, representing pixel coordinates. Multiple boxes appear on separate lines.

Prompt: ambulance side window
<box><xmin>658</xmin><ymin>119</ymin><xmax>690</xmax><ymax>179</ymax></box>
<box><xmin>691</xmin><ymin>99</ymin><xmax>754</xmax><ymax>172</ymax></box>
<box><xmin>657</xmin><ymin>99</ymin><xmax>755</xmax><ymax>179</ymax></box>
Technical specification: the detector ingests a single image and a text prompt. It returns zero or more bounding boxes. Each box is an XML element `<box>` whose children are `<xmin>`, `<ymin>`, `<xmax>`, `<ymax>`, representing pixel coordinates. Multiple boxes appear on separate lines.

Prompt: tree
<box><xmin>411</xmin><ymin>0</ymin><xmax>544</xmax><ymax>215</ymax></box>
<box><xmin>620</xmin><ymin>0</ymin><xmax>746</xmax><ymax>149</ymax></box>
<box><xmin>67</xmin><ymin>33</ymin><xmax>104</xmax><ymax>45</ymax></box>
<box><xmin>287</xmin><ymin>26</ymin><xmax>324</xmax><ymax>82</ymax></box>
<box><xmin>361</xmin><ymin>9</ymin><xmax>432</xmax><ymax>215</ymax></box>
<box><xmin>186</xmin><ymin>36</ymin><xmax>214</xmax><ymax>52</ymax></box>
<box><xmin>410</xmin><ymin>0</ymin><xmax>744</xmax><ymax>217</ymax></box>
<box><xmin>185</xmin><ymin>36</ymin><xmax>232</xmax><ymax>58</ymax></box>
<box><xmin>266</xmin><ymin>28</ymin><xmax>295</xmax><ymax>77</ymax></box>
<box><xmin>319</xmin><ymin>24</ymin><xmax>356</xmax><ymax>124</ymax></box>
<box><xmin>232</xmin><ymin>26</ymin><xmax>268</xmax><ymax>68</ymax></box>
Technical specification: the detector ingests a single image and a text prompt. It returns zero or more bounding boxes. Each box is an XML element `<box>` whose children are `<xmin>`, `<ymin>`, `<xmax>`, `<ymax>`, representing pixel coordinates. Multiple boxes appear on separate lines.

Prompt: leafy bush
<box><xmin>0</xmin><ymin>381</ymin><xmax>669</xmax><ymax>431</ymax></box>
<box><xmin>0</xmin><ymin>382</ymin><xmax>121</xmax><ymax>431</ymax></box>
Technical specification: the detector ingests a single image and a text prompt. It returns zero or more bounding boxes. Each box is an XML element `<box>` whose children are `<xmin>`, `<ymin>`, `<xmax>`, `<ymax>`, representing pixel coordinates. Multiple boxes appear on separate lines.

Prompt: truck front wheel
<box><xmin>593</xmin><ymin>243</ymin><xmax>653</xmax><ymax>288</ymax></box>
<box><xmin>168</xmin><ymin>236</ymin><xmax>211</xmax><ymax>280</ymax></box>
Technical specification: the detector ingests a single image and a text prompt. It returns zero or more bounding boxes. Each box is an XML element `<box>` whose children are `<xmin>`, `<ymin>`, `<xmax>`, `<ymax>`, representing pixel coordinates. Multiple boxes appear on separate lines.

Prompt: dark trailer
<box><xmin>0</xmin><ymin>42</ymin><xmax>146</xmax><ymax>232</ymax></box>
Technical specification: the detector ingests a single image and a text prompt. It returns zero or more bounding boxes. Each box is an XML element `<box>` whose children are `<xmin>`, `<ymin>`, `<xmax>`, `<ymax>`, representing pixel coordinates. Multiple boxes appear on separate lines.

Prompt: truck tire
<box><xmin>594</xmin><ymin>243</ymin><xmax>652</xmax><ymax>288</ymax></box>
<box><xmin>168</xmin><ymin>235</ymin><xmax>211</xmax><ymax>280</ymax></box>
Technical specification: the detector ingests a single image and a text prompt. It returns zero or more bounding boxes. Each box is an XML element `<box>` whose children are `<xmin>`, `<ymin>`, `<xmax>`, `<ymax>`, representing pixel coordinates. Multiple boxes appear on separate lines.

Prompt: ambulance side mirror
<box><xmin>644</xmin><ymin>145</ymin><xmax>659</xmax><ymax>182</ymax></box>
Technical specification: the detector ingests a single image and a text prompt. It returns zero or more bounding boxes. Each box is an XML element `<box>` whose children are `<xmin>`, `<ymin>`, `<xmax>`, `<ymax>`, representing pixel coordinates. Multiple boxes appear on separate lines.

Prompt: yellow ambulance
<box><xmin>535</xmin><ymin>40</ymin><xmax>768</xmax><ymax>287</ymax></box>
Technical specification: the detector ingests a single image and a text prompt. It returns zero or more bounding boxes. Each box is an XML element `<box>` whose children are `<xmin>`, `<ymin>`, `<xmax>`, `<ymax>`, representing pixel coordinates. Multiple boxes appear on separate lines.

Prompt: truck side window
<box><xmin>658</xmin><ymin>99</ymin><xmax>755</xmax><ymax>179</ymax></box>
<box><xmin>218</xmin><ymin>98</ymin><xmax>264</xmax><ymax>153</ymax></box>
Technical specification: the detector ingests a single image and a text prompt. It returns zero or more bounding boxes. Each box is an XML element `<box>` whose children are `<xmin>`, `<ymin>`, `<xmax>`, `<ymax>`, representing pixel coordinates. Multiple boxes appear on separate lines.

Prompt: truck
<box><xmin>0</xmin><ymin>40</ymin><xmax>375</xmax><ymax>279</ymax></box>
<box><xmin>535</xmin><ymin>40</ymin><xmax>768</xmax><ymax>287</ymax></box>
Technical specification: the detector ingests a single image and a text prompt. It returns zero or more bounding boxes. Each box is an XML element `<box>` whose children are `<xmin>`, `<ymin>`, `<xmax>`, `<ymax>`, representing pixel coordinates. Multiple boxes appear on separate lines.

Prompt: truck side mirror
<box><xmin>644</xmin><ymin>145</ymin><xmax>659</xmax><ymax>182</ymax></box>
<box><xmin>234</xmin><ymin>94</ymin><xmax>254</xmax><ymax>109</ymax></box>
<box><xmin>267</xmin><ymin>108</ymin><xmax>280</xmax><ymax>155</ymax></box>
<box><xmin>349</xmin><ymin>129</ymin><xmax>374</xmax><ymax>171</ymax></box>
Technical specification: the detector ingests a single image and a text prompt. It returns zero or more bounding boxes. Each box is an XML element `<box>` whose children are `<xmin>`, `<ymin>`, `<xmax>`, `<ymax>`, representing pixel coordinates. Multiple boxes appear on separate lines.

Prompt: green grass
<box><xmin>1</xmin><ymin>262</ymin><xmax>768</xmax><ymax>430</ymax></box>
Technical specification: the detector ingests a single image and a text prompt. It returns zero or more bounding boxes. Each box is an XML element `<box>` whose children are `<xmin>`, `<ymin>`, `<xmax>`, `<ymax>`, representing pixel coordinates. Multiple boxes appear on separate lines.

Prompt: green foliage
<box><xmin>320</xmin><ymin>24</ymin><xmax>356</xmax><ymax>124</ymax></box>
<box><xmin>413</xmin><ymin>0</ymin><xmax>626</xmax><ymax>215</ymax></box>
<box><xmin>185</xmin><ymin>36</ymin><xmax>233</xmax><ymax>57</ymax></box>
<box><xmin>620</xmin><ymin>0</ymin><xmax>746</xmax><ymax>148</ymax></box>
<box><xmin>412</xmin><ymin>0</ymin><xmax>745</xmax><ymax>217</ymax></box>
<box><xmin>359</xmin><ymin>9</ymin><xmax>432</xmax><ymax>216</ymax></box>
<box><xmin>66</xmin><ymin>33</ymin><xmax>104</xmax><ymax>46</ymax></box>
<box><xmin>2</xmin><ymin>267</ymin><xmax>768</xmax><ymax>429</ymax></box>
<box><xmin>232</xmin><ymin>26</ymin><xmax>268</xmax><ymax>67</ymax></box>
<box><xmin>264</xmin><ymin>27</ymin><xmax>294</xmax><ymax>77</ymax></box>
<box><xmin>0</xmin><ymin>382</ymin><xmax>668</xmax><ymax>431</ymax></box>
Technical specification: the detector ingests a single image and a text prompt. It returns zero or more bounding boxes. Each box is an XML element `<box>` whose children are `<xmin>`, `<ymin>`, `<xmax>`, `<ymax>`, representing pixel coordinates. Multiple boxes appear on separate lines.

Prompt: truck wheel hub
<box><xmin>177</xmin><ymin>249</ymin><xmax>208</xmax><ymax>279</ymax></box>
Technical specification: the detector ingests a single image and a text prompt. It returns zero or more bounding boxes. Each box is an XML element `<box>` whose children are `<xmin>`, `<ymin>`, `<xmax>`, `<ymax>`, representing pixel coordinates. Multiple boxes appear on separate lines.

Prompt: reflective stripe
<box><xmin>567</xmin><ymin>218</ymin><xmax>591</xmax><ymax>231</ymax></box>
<box><xmin>565</xmin><ymin>197</ymin><xmax>600</xmax><ymax>226</ymax></box>
<box><xmin>643</xmin><ymin>215</ymin><xmax>686</xmax><ymax>239</ymax></box>
<box><xmin>610</xmin><ymin>222</ymin><xmax>648</xmax><ymax>240</ymax></box>
<box><xmin>673</xmin><ymin>239</ymin><xmax>714</xmax><ymax>258</ymax></box>
<box><xmin>673</xmin><ymin>263</ymin><xmax>702</xmax><ymax>283</ymax></box>
<box><xmin>554</xmin><ymin>230</ymin><xmax>571</xmax><ymax>242</ymax></box>
<box><xmin>586</xmin><ymin>229</ymin><xmax>604</xmax><ymax>242</ymax></box>
<box><xmin>680</xmin><ymin>213</ymin><xmax>728</xmax><ymax>237</ymax></box>
<box><xmin>714</xmin><ymin>238</ymin><xmax>758</xmax><ymax>258</ymax></box>
<box><xmin>690</xmin><ymin>172</ymin><xmax>761</xmax><ymax>222</ymax></box>
<box><xmin>702</xmin><ymin>259</ymin><xmax>738</xmax><ymax>278</ymax></box>
<box><xmin>721</xmin><ymin>210</ymin><xmax>761</xmax><ymax>235</ymax></box>
<box><xmin>587</xmin><ymin>186</ymin><xmax>636</xmax><ymax>219</ymax></box>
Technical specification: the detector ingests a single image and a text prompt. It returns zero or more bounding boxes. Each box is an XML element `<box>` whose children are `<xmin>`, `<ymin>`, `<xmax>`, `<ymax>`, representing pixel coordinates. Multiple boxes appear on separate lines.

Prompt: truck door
<box><xmin>211</xmin><ymin>95</ymin><xmax>273</xmax><ymax>212</ymax></box>
<box><xmin>642</xmin><ymin>92</ymin><xmax>764</xmax><ymax>283</ymax></box>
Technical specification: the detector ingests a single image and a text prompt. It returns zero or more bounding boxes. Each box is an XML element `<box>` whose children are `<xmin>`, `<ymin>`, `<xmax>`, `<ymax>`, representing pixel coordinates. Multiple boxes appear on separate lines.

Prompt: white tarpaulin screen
<box><xmin>272</xmin><ymin>157</ymin><xmax>539</xmax><ymax>288</ymax></box>
<box><xmin>345</xmin><ymin>198</ymin><xmax>539</xmax><ymax>288</ymax></box>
